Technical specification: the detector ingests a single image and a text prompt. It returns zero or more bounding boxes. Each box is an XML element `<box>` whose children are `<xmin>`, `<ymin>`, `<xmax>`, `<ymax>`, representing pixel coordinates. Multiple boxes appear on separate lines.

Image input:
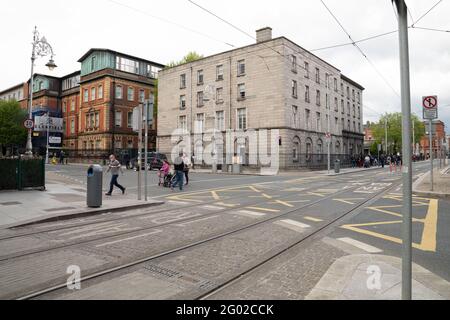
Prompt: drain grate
<box><xmin>44</xmin><ymin>206</ymin><xmax>76</xmax><ymax>212</ymax></box>
<box><xmin>0</xmin><ymin>201</ymin><xmax>21</xmax><ymax>206</ymax></box>
<box><xmin>144</xmin><ymin>263</ymin><xmax>180</xmax><ymax>278</ymax></box>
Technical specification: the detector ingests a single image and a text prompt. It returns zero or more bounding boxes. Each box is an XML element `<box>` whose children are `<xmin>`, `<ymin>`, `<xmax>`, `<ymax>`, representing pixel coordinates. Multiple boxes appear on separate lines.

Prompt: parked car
<box><xmin>130</xmin><ymin>152</ymin><xmax>168</xmax><ymax>171</ymax></box>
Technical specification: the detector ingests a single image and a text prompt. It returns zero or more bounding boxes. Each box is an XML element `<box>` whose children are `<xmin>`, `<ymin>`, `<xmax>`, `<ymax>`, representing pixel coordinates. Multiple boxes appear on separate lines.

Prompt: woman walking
<box><xmin>182</xmin><ymin>153</ymin><xmax>191</xmax><ymax>186</ymax></box>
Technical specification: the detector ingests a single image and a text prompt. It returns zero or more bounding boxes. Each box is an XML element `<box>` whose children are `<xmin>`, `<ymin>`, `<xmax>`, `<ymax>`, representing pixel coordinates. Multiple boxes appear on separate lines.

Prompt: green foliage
<box><xmin>0</xmin><ymin>100</ymin><xmax>27</xmax><ymax>147</ymax></box>
<box><xmin>166</xmin><ymin>51</ymin><xmax>204</xmax><ymax>68</ymax></box>
<box><xmin>370</xmin><ymin>112</ymin><xmax>425</xmax><ymax>154</ymax></box>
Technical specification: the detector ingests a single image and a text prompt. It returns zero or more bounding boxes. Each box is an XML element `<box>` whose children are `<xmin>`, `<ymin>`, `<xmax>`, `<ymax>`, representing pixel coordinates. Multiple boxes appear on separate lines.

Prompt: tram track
<box><xmin>12</xmin><ymin>173</ymin><xmax>401</xmax><ymax>300</ymax></box>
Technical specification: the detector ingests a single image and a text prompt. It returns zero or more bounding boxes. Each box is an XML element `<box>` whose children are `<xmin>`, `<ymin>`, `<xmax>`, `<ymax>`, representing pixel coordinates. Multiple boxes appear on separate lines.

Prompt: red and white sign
<box><xmin>23</xmin><ymin>119</ymin><xmax>34</xmax><ymax>129</ymax></box>
<box><xmin>422</xmin><ymin>95</ymin><xmax>438</xmax><ymax>120</ymax></box>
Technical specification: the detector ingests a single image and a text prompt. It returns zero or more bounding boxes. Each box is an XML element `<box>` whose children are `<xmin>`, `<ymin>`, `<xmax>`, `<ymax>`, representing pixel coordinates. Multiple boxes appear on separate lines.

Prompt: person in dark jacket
<box><xmin>171</xmin><ymin>152</ymin><xmax>185</xmax><ymax>191</ymax></box>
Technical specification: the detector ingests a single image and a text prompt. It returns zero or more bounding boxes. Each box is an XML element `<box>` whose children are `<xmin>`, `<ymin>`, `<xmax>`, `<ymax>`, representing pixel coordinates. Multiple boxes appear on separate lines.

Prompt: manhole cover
<box><xmin>0</xmin><ymin>201</ymin><xmax>21</xmax><ymax>206</ymax></box>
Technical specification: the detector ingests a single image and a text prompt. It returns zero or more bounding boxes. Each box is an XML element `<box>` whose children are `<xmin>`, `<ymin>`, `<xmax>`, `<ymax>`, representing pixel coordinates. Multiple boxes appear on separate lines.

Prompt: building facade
<box><xmin>419</xmin><ymin>120</ymin><xmax>446</xmax><ymax>158</ymax></box>
<box><xmin>157</xmin><ymin>27</ymin><xmax>364</xmax><ymax>169</ymax></box>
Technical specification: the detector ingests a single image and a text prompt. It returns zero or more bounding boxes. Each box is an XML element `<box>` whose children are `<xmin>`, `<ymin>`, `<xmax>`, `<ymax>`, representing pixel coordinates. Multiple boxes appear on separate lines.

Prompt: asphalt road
<box><xmin>0</xmin><ymin>160</ymin><xmax>447</xmax><ymax>299</ymax></box>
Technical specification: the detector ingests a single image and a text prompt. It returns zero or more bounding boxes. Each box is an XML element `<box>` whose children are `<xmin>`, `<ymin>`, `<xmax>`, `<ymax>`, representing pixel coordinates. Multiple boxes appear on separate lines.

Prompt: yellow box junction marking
<box><xmin>246</xmin><ymin>206</ymin><xmax>280</xmax><ymax>213</ymax></box>
<box><xmin>341</xmin><ymin>198</ymin><xmax>439</xmax><ymax>252</ymax></box>
<box><xmin>333</xmin><ymin>198</ymin><xmax>365</xmax><ymax>205</ymax></box>
<box><xmin>304</xmin><ymin>216</ymin><xmax>323</xmax><ymax>222</ymax></box>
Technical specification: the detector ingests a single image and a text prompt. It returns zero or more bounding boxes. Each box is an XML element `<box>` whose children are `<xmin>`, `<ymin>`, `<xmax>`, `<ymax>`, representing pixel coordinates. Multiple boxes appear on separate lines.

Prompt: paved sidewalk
<box><xmin>413</xmin><ymin>165</ymin><xmax>450</xmax><ymax>199</ymax></box>
<box><xmin>306</xmin><ymin>254</ymin><xmax>450</xmax><ymax>300</ymax></box>
<box><xmin>0</xmin><ymin>180</ymin><xmax>163</xmax><ymax>228</ymax></box>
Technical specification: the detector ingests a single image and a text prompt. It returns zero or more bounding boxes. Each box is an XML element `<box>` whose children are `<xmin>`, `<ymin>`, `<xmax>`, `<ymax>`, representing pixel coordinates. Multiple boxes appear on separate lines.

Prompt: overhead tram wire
<box><xmin>106</xmin><ymin>0</ymin><xmax>235</xmax><ymax>48</ymax></box>
<box><xmin>319</xmin><ymin>0</ymin><xmax>401</xmax><ymax>99</ymax></box>
<box><xmin>412</xmin><ymin>0</ymin><xmax>443</xmax><ymax>27</ymax></box>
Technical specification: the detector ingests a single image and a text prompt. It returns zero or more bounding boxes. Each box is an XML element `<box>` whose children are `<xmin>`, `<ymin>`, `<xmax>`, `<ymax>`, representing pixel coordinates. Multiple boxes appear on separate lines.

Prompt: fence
<box><xmin>0</xmin><ymin>158</ymin><xmax>45</xmax><ymax>190</ymax></box>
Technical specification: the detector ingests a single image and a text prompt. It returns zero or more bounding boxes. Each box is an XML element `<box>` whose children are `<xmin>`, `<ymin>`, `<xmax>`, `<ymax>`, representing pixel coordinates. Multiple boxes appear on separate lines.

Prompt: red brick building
<box><xmin>419</xmin><ymin>120</ymin><xmax>446</xmax><ymax>158</ymax></box>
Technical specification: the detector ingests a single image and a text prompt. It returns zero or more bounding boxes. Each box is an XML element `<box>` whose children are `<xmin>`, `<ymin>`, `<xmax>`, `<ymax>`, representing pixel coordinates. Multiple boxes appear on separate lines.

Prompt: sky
<box><xmin>1</xmin><ymin>0</ymin><xmax>449</xmax><ymax>129</ymax></box>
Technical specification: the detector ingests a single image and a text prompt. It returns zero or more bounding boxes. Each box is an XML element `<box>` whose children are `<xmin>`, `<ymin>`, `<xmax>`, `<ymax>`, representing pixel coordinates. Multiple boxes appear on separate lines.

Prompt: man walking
<box><xmin>171</xmin><ymin>152</ymin><xmax>185</xmax><ymax>191</ymax></box>
<box><xmin>105</xmin><ymin>154</ymin><xmax>126</xmax><ymax>196</ymax></box>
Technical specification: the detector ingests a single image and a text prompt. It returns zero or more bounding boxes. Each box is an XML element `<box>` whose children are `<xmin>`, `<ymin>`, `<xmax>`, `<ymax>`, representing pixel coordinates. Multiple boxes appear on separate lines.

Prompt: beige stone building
<box><xmin>157</xmin><ymin>27</ymin><xmax>364</xmax><ymax>169</ymax></box>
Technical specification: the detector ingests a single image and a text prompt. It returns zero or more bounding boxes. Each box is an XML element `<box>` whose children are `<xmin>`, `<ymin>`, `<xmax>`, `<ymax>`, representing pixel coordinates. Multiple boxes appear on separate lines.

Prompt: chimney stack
<box><xmin>256</xmin><ymin>27</ymin><xmax>272</xmax><ymax>43</ymax></box>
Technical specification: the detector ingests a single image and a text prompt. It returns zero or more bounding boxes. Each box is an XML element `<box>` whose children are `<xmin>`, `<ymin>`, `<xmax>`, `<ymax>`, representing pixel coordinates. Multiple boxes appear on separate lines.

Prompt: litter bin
<box><xmin>87</xmin><ymin>164</ymin><xmax>103</xmax><ymax>208</ymax></box>
<box><xmin>334</xmin><ymin>159</ymin><xmax>341</xmax><ymax>174</ymax></box>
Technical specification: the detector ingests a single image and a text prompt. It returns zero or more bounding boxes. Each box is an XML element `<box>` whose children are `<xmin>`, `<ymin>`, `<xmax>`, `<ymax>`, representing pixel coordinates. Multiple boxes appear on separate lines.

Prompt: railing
<box><xmin>0</xmin><ymin>158</ymin><xmax>45</xmax><ymax>190</ymax></box>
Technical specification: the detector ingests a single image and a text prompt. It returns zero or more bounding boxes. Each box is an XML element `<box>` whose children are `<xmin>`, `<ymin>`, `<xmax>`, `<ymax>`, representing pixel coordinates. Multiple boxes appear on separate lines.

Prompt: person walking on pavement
<box><xmin>105</xmin><ymin>154</ymin><xmax>125</xmax><ymax>196</ymax></box>
<box><xmin>59</xmin><ymin>150</ymin><xmax>65</xmax><ymax>165</ymax></box>
<box><xmin>182</xmin><ymin>153</ymin><xmax>191</xmax><ymax>186</ymax></box>
<box><xmin>171</xmin><ymin>152</ymin><xmax>185</xmax><ymax>191</ymax></box>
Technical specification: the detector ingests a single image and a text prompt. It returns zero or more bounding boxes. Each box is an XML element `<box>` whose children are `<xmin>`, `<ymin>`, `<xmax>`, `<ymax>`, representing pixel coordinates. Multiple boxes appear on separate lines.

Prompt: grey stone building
<box><xmin>157</xmin><ymin>27</ymin><xmax>364</xmax><ymax>170</ymax></box>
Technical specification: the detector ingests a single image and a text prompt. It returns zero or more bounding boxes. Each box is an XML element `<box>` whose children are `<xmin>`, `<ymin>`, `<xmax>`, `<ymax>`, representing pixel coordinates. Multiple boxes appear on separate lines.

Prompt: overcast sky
<box><xmin>1</xmin><ymin>0</ymin><xmax>449</xmax><ymax>129</ymax></box>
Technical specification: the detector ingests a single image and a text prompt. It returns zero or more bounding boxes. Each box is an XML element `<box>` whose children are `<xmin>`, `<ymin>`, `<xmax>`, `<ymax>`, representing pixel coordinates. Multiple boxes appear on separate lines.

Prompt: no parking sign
<box><xmin>422</xmin><ymin>96</ymin><xmax>438</xmax><ymax>120</ymax></box>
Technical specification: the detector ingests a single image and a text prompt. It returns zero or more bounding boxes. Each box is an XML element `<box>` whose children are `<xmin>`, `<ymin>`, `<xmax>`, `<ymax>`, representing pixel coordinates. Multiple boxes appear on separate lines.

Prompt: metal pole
<box><xmin>429</xmin><ymin>120</ymin><xmax>434</xmax><ymax>191</ymax></box>
<box><xmin>385</xmin><ymin>117</ymin><xmax>388</xmax><ymax>155</ymax></box>
<box><xmin>137</xmin><ymin>103</ymin><xmax>143</xmax><ymax>200</ymax></box>
<box><xmin>412</xmin><ymin>120</ymin><xmax>415</xmax><ymax>157</ymax></box>
<box><xmin>25</xmin><ymin>28</ymin><xmax>37</xmax><ymax>157</ymax></box>
<box><xmin>395</xmin><ymin>0</ymin><xmax>412</xmax><ymax>300</ymax></box>
<box><xmin>46</xmin><ymin>112</ymin><xmax>50</xmax><ymax>164</ymax></box>
<box><xmin>144</xmin><ymin>101</ymin><xmax>148</xmax><ymax>202</ymax></box>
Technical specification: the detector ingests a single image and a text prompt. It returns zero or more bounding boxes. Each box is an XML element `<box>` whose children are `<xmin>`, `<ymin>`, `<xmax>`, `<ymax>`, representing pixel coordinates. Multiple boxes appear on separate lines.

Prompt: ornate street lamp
<box><xmin>25</xmin><ymin>26</ymin><xmax>57</xmax><ymax>157</ymax></box>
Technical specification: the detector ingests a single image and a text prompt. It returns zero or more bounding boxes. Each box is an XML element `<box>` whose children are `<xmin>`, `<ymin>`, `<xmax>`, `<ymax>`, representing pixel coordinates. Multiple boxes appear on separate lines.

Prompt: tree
<box><xmin>165</xmin><ymin>51</ymin><xmax>204</xmax><ymax>68</ymax></box>
<box><xmin>0</xmin><ymin>100</ymin><xmax>27</xmax><ymax>150</ymax></box>
<box><xmin>370</xmin><ymin>112</ymin><xmax>425</xmax><ymax>154</ymax></box>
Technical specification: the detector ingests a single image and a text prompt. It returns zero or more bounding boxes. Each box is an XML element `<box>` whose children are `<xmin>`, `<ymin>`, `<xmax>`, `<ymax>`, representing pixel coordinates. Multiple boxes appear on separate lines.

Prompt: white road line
<box><xmin>274</xmin><ymin>219</ymin><xmax>310</xmax><ymax>233</ymax></box>
<box><xmin>235</xmin><ymin>210</ymin><xmax>266</xmax><ymax>217</ymax></box>
<box><xmin>96</xmin><ymin>230</ymin><xmax>162</xmax><ymax>247</ymax></box>
<box><xmin>175</xmin><ymin>215</ymin><xmax>219</xmax><ymax>227</ymax></box>
<box><xmin>337</xmin><ymin>237</ymin><xmax>383</xmax><ymax>253</ymax></box>
<box><xmin>202</xmin><ymin>205</ymin><xmax>225</xmax><ymax>211</ymax></box>
<box><xmin>168</xmin><ymin>200</ymin><xmax>191</xmax><ymax>205</ymax></box>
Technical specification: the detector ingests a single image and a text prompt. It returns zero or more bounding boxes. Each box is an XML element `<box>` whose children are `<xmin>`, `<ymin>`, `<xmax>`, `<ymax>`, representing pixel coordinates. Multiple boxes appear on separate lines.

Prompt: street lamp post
<box><xmin>25</xmin><ymin>26</ymin><xmax>57</xmax><ymax>157</ymax></box>
<box><xmin>45</xmin><ymin>111</ymin><xmax>50</xmax><ymax>164</ymax></box>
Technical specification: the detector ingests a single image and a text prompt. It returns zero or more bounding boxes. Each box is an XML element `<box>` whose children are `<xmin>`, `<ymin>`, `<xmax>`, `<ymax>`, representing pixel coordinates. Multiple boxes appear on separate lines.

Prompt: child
<box><xmin>158</xmin><ymin>159</ymin><xmax>170</xmax><ymax>186</ymax></box>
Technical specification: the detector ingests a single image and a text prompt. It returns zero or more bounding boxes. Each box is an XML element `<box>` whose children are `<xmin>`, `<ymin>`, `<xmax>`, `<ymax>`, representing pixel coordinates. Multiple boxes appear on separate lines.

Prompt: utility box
<box><xmin>232</xmin><ymin>164</ymin><xmax>241</xmax><ymax>174</ymax></box>
<box><xmin>334</xmin><ymin>159</ymin><xmax>341</xmax><ymax>174</ymax></box>
<box><xmin>87</xmin><ymin>164</ymin><xmax>103</xmax><ymax>208</ymax></box>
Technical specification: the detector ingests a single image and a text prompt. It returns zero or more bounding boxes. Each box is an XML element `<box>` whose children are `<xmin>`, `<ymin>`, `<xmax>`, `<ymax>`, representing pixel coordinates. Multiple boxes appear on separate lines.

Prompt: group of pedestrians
<box><xmin>158</xmin><ymin>153</ymin><xmax>192</xmax><ymax>191</ymax></box>
<box><xmin>350</xmin><ymin>153</ymin><xmax>403</xmax><ymax>169</ymax></box>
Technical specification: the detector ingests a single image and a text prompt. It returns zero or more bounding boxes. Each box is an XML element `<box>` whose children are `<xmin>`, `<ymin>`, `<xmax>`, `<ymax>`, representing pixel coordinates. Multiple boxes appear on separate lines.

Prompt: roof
<box><xmin>341</xmin><ymin>74</ymin><xmax>365</xmax><ymax>91</ymax></box>
<box><xmin>78</xmin><ymin>48</ymin><xmax>165</xmax><ymax>68</ymax></box>
<box><xmin>61</xmin><ymin>70</ymin><xmax>81</xmax><ymax>80</ymax></box>
<box><xmin>0</xmin><ymin>82</ymin><xmax>24</xmax><ymax>95</ymax></box>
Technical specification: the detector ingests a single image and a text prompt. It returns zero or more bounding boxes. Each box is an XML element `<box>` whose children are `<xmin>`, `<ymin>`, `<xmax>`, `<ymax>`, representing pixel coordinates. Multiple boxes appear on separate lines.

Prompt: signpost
<box><xmin>423</xmin><ymin>95</ymin><xmax>438</xmax><ymax>191</ymax></box>
<box><xmin>23</xmin><ymin>119</ymin><xmax>34</xmax><ymax>130</ymax></box>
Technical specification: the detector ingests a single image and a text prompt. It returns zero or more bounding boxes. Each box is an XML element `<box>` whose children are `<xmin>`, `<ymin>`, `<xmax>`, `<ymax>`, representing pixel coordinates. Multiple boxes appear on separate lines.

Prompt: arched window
<box><xmin>293</xmin><ymin>136</ymin><xmax>301</xmax><ymax>162</ymax></box>
<box><xmin>306</xmin><ymin>137</ymin><xmax>313</xmax><ymax>161</ymax></box>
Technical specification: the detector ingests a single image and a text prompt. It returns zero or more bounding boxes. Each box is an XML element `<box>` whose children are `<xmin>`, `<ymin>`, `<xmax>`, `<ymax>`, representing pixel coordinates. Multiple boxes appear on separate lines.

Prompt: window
<box><xmin>71</xmin><ymin>99</ymin><xmax>75</xmax><ymax>112</ymax></box>
<box><xmin>316</xmin><ymin>90</ymin><xmax>321</xmax><ymax>106</ymax></box>
<box><xmin>341</xmin><ymin>83</ymin><xmax>344</xmax><ymax>96</ymax></box>
<box><xmin>127</xmin><ymin>111</ymin><xmax>133</xmax><ymax>128</ymax></box>
<box><xmin>196</xmin><ymin>113</ymin><xmax>205</xmax><ymax>132</ymax></box>
<box><xmin>346</xmin><ymin>86</ymin><xmax>350</xmax><ymax>98</ymax></box>
<box><xmin>237</xmin><ymin>108</ymin><xmax>247</xmax><ymax>130</ymax></box>
<box><xmin>128</xmin><ymin>87</ymin><xmax>134</xmax><ymax>101</ymax></box>
<box><xmin>216</xmin><ymin>111</ymin><xmax>225</xmax><ymax>131</ymax></box>
<box><xmin>237</xmin><ymin>60</ymin><xmax>245</xmax><ymax>76</ymax></box>
<box><xmin>70</xmin><ymin>119</ymin><xmax>75</xmax><ymax>134</ymax></box>
<box><xmin>115</xmin><ymin>86</ymin><xmax>123</xmax><ymax>99</ymax></box>
<box><xmin>316</xmin><ymin>112</ymin><xmax>321</xmax><ymax>131</ymax></box>
<box><xmin>116</xmin><ymin>56</ymin><xmax>139</xmax><ymax>74</ymax></box>
<box><xmin>91</xmin><ymin>87</ymin><xmax>96</xmax><ymax>101</ymax></box>
<box><xmin>292</xmin><ymin>80</ymin><xmax>297</xmax><ymax>98</ymax></box>
<box><xmin>63</xmin><ymin>101</ymin><xmax>67</xmax><ymax>113</ymax></box>
<box><xmin>347</xmin><ymin>102</ymin><xmax>350</xmax><ymax>116</ymax></box>
<box><xmin>197</xmin><ymin>91</ymin><xmax>204</xmax><ymax>107</ymax></box>
<box><xmin>197</xmin><ymin>70</ymin><xmax>204</xmax><ymax>85</ymax></box>
<box><xmin>95</xmin><ymin>112</ymin><xmax>99</xmax><ymax>128</ymax></box>
<box><xmin>216</xmin><ymin>65</ymin><xmax>224</xmax><ymax>81</ymax></box>
<box><xmin>353</xmin><ymin>121</ymin><xmax>356</xmax><ymax>132</ymax></box>
<box><xmin>90</xmin><ymin>113</ymin><xmax>94</xmax><ymax>129</ymax></box>
<box><xmin>352</xmin><ymin>89</ymin><xmax>355</xmax><ymax>101</ymax></box>
<box><xmin>305</xmin><ymin>85</ymin><xmax>310</xmax><ymax>103</ymax></box>
<box><xmin>180</xmin><ymin>95</ymin><xmax>186</xmax><ymax>109</ymax></box>
<box><xmin>95</xmin><ymin>140</ymin><xmax>101</xmax><ymax>150</ymax></box>
<box><xmin>180</xmin><ymin>74</ymin><xmax>186</xmax><ymax>89</ymax></box>
<box><xmin>335</xmin><ymin>117</ymin><xmax>338</xmax><ymax>128</ymax></box>
<box><xmin>137</xmin><ymin>89</ymin><xmax>144</xmax><ymax>103</ymax></box>
<box><xmin>305</xmin><ymin>109</ymin><xmax>311</xmax><ymax>130</ymax></box>
<box><xmin>357</xmin><ymin>106</ymin><xmax>360</xmax><ymax>119</ymax></box>
<box><xmin>341</xmin><ymin>118</ymin><xmax>345</xmax><ymax>131</ymax></box>
<box><xmin>304</xmin><ymin>62</ymin><xmax>309</xmax><ymax>78</ymax></box>
<box><xmin>115</xmin><ymin>110</ymin><xmax>122</xmax><ymax>127</ymax></box>
<box><xmin>291</xmin><ymin>55</ymin><xmax>297</xmax><ymax>72</ymax></box>
<box><xmin>216</xmin><ymin>87</ymin><xmax>223</xmax><ymax>103</ymax></box>
<box><xmin>292</xmin><ymin>106</ymin><xmax>298</xmax><ymax>128</ymax></box>
<box><xmin>91</xmin><ymin>56</ymin><xmax>96</xmax><ymax>71</ymax></box>
<box><xmin>179</xmin><ymin>115</ymin><xmax>187</xmax><ymax>131</ymax></box>
<box><xmin>334</xmin><ymin>97</ymin><xmax>338</xmax><ymax>112</ymax></box>
<box><xmin>98</xmin><ymin>85</ymin><xmax>103</xmax><ymax>99</ymax></box>
<box><xmin>326</xmin><ymin>93</ymin><xmax>329</xmax><ymax>109</ymax></box>
<box><xmin>325</xmin><ymin>73</ymin><xmax>329</xmax><ymax>88</ymax></box>
<box><xmin>334</xmin><ymin>78</ymin><xmax>338</xmax><ymax>91</ymax></box>
<box><xmin>341</xmin><ymin>99</ymin><xmax>344</xmax><ymax>114</ymax></box>
<box><xmin>315</xmin><ymin>67</ymin><xmax>320</xmax><ymax>84</ymax></box>
<box><xmin>352</xmin><ymin>104</ymin><xmax>356</xmax><ymax>118</ymax></box>
<box><xmin>347</xmin><ymin>120</ymin><xmax>351</xmax><ymax>131</ymax></box>
<box><xmin>238</xmin><ymin>84</ymin><xmax>246</xmax><ymax>100</ymax></box>
<box><xmin>357</xmin><ymin>92</ymin><xmax>361</xmax><ymax>103</ymax></box>
<box><xmin>83</xmin><ymin>89</ymin><xmax>89</xmax><ymax>102</ymax></box>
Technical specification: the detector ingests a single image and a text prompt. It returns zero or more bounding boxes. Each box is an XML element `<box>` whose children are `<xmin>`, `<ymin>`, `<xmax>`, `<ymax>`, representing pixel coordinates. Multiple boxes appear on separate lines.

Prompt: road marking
<box><xmin>246</xmin><ymin>206</ymin><xmax>280</xmax><ymax>213</ymax></box>
<box><xmin>262</xmin><ymin>193</ymin><xmax>273</xmax><ymax>199</ymax></box>
<box><xmin>307</xmin><ymin>192</ymin><xmax>326</xmax><ymax>197</ymax></box>
<box><xmin>175</xmin><ymin>215</ymin><xmax>219</xmax><ymax>227</ymax></box>
<box><xmin>333</xmin><ymin>198</ymin><xmax>365</xmax><ymax>205</ymax></box>
<box><xmin>420</xmin><ymin>199</ymin><xmax>438</xmax><ymax>252</ymax></box>
<box><xmin>274</xmin><ymin>219</ymin><xmax>310</xmax><ymax>233</ymax></box>
<box><xmin>287</xmin><ymin>200</ymin><xmax>311</xmax><ymax>203</ymax></box>
<box><xmin>272</xmin><ymin>199</ymin><xmax>294</xmax><ymax>207</ymax></box>
<box><xmin>168</xmin><ymin>200</ymin><xmax>191</xmax><ymax>205</ymax></box>
<box><xmin>216</xmin><ymin>202</ymin><xmax>239</xmax><ymax>207</ymax></box>
<box><xmin>249</xmin><ymin>186</ymin><xmax>262</xmax><ymax>193</ymax></box>
<box><xmin>304</xmin><ymin>216</ymin><xmax>323</xmax><ymax>222</ymax></box>
<box><xmin>235</xmin><ymin>210</ymin><xmax>266</xmax><ymax>217</ymax></box>
<box><xmin>202</xmin><ymin>205</ymin><xmax>225</xmax><ymax>211</ymax></box>
<box><xmin>211</xmin><ymin>191</ymin><xmax>221</xmax><ymax>201</ymax></box>
<box><xmin>96</xmin><ymin>230</ymin><xmax>162</xmax><ymax>247</ymax></box>
<box><xmin>337</xmin><ymin>237</ymin><xmax>383</xmax><ymax>253</ymax></box>
<box><xmin>283</xmin><ymin>187</ymin><xmax>307</xmax><ymax>192</ymax></box>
